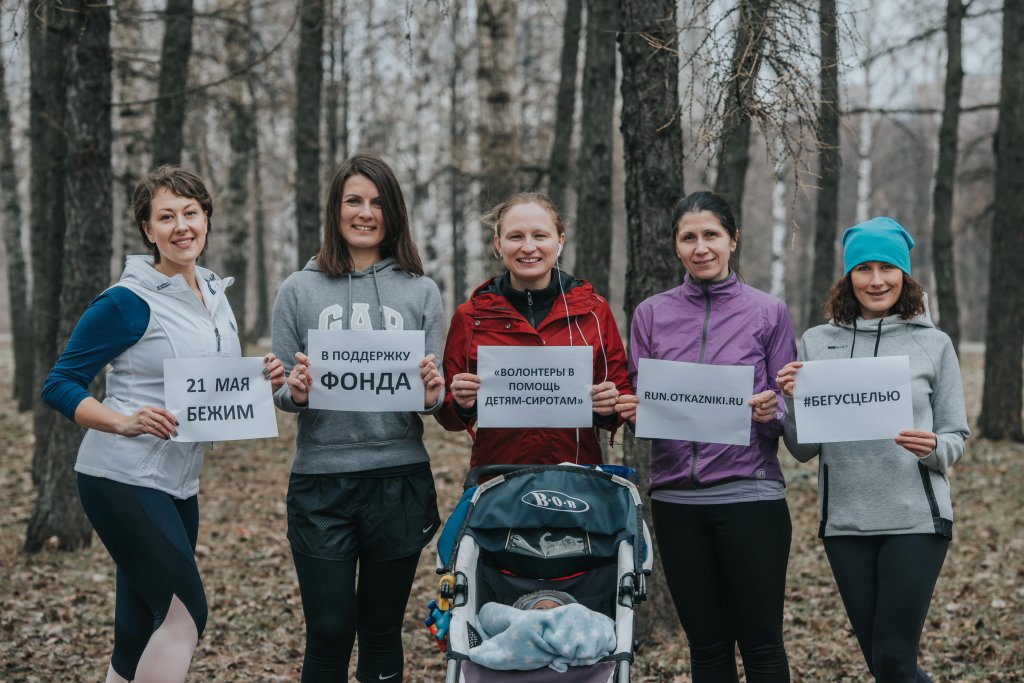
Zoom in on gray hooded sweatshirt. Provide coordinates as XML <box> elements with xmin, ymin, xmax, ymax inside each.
<box><xmin>272</xmin><ymin>256</ymin><xmax>445</xmax><ymax>474</ymax></box>
<box><xmin>783</xmin><ymin>312</ymin><xmax>968</xmax><ymax>538</ymax></box>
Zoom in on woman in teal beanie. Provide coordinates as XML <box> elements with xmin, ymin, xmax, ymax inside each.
<box><xmin>776</xmin><ymin>217</ymin><xmax>969</xmax><ymax>682</ymax></box>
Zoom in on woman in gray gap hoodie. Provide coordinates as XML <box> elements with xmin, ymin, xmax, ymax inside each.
<box><xmin>272</xmin><ymin>154</ymin><xmax>445</xmax><ymax>683</ymax></box>
<box><xmin>777</xmin><ymin>217</ymin><xmax>968</xmax><ymax>683</ymax></box>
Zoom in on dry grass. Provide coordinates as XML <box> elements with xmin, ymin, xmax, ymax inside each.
<box><xmin>1</xmin><ymin>349</ymin><xmax>1021</xmax><ymax>681</ymax></box>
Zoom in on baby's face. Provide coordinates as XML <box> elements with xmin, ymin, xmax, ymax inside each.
<box><xmin>531</xmin><ymin>599</ymin><xmax>562</xmax><ymax>610</ymax></box>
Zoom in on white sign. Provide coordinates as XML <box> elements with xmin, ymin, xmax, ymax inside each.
<box><xmin>164</xmin><ymin>357</ymin><xmax>278</xmax><ymax>442</ymax></box>
<box><xmin>477</xmin><ymin>346</ymin><xmax>592</xmax><ymax>428</ymax></box>
<box><xmin>793</xmin><ymin>355</ymin><xmax>914</xmax><ymax>443</ymax></box>
<box><xmin>635</xmin><ymin>358</ymin><xmax>754</xmax><ymax>445</ymax></box>
<box><xmin>307</xmin><ymin>329</ymin><xmax>425</xmax><ymax>412</ymax></box>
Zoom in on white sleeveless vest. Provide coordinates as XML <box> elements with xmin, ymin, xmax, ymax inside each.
<box><xmin>75</xmin><ymin>256</ymin><xmax>242</xmax><ymax>499</ymax></box>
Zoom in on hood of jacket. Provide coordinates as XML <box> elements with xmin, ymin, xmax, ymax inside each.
<box><xmin>121</xmin><ymin>254</ymin><xmax>233</xmax><ymax>310</ymax></box>
<box><xmin>831</xmin><ymin>310</ymin><xmax>935</xmax><ymax>358</ymax></box>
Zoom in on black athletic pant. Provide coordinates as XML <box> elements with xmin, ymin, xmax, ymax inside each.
<box><xmin>652</xmin><ymin>498</ymin><xmax>792</xmax><ymax>683</ymax></box>
<box><xmin>291</xmin><ymin>550</ymin><xmax>422</xmax><ymax>683</ymax></box>
<box><xmin>823</xmin><ymin>534</ymin><xmax>949</xmax><ymax>683</ymax></box>
<box><xmin>77</xmin><ymin>473</ymin><xmax>206</xmax><ymax>681</ymax></box>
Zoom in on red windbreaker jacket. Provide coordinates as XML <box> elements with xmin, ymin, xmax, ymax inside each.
<box><xmin>437</xmin><ymin>275</ymin><xmax>632</xmax><ymax>470</ymax></box>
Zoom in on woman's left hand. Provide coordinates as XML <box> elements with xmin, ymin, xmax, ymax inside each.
<box><xmin>895</xmin><ymin>429</ymin><xmax>937</xmax><ymax>457</ymax></box>
<box><xmin>591</xmin><ymin>381</ymin><xmax>619</xmax><ymax>416</ymax></box>
<box><xmin>420</xmin><ymin>354</ymin><xmax>444</xmax><ymax>409</ymax></box>
<box><xmin>263</xmin><ymin>353</ymin><xmax>285</xmax><ymax>391</ymax></box>
<box><xmin>749</xmin><ymin>390</ymin><xmax>778</xmax><ymax>424</ymax></box>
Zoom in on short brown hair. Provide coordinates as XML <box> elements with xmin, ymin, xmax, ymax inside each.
<box><xmin>132</xmin><ymin>165</ymin><xmax>213</xmax><ymax>263</ymax></box>
<box><xmin>318</xmin><ymin>153</ymin><xmax>423</xmax><ymax>277</ymax></box>
<box><xmin>823</xmin><ymin>272</ymin><xmax>926</xmax><ymax>324</ymax></box>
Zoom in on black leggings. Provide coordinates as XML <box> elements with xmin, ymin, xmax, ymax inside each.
<box><xmin>823</xmin><ymin>534</ymin><xmax>949</xmax><ymax>683</ymax></box>
<box><xmin>652</xmin><ymin>498</ymin><xmax>792</xmax><ymax>683</ymax></box>
<box><xmin>77</xmin><ymin>473</ymin><xmax>206</xmax><ymax>680</ymax></box>
<box><xmin>291</xmin><ymin>550</ymin><xmax>422</xmax><ymax>683</ymax></box>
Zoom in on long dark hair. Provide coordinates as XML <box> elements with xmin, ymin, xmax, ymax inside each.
<box><xmin>318</xmin><ymin>152</ymin><xmax>424</xmax><ymax>276</ymax></box>
<box><xmin>824</xmin><ymin>273</ymin><xmax>926</xmax><ymax>324</ymax></box>
<box><xmin>132</xmin><ymin>165</ymin><xmax>213</xmax><ymax>264</ymax></box>
<box><xmin>669</xmin><ymin>191</ymin><xmax>742</xmax><ymax>279</ymax></box>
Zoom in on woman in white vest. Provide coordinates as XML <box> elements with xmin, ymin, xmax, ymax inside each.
<box><xmin>42</xmin><ymin>165</ymin><xmax>284</xmax><ymax>683</ymax></box>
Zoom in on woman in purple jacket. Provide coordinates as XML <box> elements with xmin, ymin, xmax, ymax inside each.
<box><xmin>616</xmin><ymin>191</ymin><xmax>797</xmax><ymax>682</ymax></box>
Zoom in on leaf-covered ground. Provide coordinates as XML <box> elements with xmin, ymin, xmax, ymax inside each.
<box><xmin>1</xmin><ymin>349</ymin><xmax>1021</xmax><ymax>681</ymax></box>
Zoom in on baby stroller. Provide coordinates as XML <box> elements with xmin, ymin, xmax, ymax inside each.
<box><xmin>432</xmin><ymin>463</ymin><xmax>654</xmax><ymax>683</ymax></box>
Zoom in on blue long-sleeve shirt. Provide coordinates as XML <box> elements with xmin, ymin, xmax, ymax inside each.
<box><xmin>42</xmin><ymin>288</ymin><xmax>150</xmax><ymax>421</ymax></box>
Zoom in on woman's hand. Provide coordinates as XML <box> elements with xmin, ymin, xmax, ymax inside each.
<box><xmin>895</xmin><ymin>429</ymin><xmax>937</xmax><ymax>458</ymax></box>
<box><xmin>749</xmin><ymin>390</ymin><xmax>778</xmax><ymax>424</ymax></box>
<box><xmin>775</xmin><ymin>361</ymin><xmax>803</xmax><ymax>398</ymax></box>
<box><xmin>591</xmin><ymin>381</ymin><xmax>620</xmax><ymax>416</ymax></box>
<box><xmin>288</xmin><ymin>351</ymin><xmax>313</xmax><ymax>404</ymax></box>
<box><xmin>118</xmin><ymin>405</ymin><xmax>178</xmax><ymax>440</ymax></box>
<box><xmin>420</xmin><ymin>354</ymin><xmax>444</xmax><ymax>408</ymax></box>
<box><xmin>263</xmin><ymin>352</ymin><xmax>286</xmax><ymax>391</ymax></box>
<box><xmin>451</xmin><ymin>372</ymin><xmax>481</xmax><ymax>409</ymax></box>
<box><xmin>614</xmin><ymin>394</ymin><xmax>638</xmax><ymax>424</ymax></box>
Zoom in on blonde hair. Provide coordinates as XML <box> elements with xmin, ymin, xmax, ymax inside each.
<box><xmin>483</xmin><ymin>192</ymin><xmax>566</xmax><ymax>239</ymax></box>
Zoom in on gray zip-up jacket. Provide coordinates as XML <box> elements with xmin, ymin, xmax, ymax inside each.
<box><xmin>783</xmin><ymin>312</ymin><xmax>969</xmax><ymax>538</ymax></box>
<box><xmin>272</xmin><ymin>257</ymin><xmax>445</xmax><ymax>474</ymax></box>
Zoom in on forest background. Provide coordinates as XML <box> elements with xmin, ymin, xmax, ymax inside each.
<box><xmin>0</xmin><ymin>0</ymin><xmax>1022</xmax><ymax>680</ymax></box>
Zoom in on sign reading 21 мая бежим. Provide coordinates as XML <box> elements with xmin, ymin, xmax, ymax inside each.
<box><xmin>164</xmin><ymin>357</ymin><xmax>278</xmax><ymax>442</ymax></box>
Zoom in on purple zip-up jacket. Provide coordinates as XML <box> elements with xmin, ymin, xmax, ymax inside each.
<box><xmin>629</xmin><ymin>272</ymin><xmax>797</xmax><ymax>492</ymax></box>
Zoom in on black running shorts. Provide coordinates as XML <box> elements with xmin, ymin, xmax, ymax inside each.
<box><xmin>286</xmin><ymin>463</ymin><xmax>441</xmax><ymax>562</ymax></box>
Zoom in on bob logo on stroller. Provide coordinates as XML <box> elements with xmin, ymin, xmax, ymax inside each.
<box><xmin>521</xmin><ymin>490</ymin><xmax>590</xmax><ymax>512</ymax></box>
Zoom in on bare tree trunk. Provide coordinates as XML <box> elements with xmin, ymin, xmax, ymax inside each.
<box><xmin>931</xmin><ymin>0</ymin><xmax>964</xmax><ymax>351</ymax></box>
<box><xmin>325</xmin><ymin>0</ymin><xmax>339</xmax><ymax>175</ymax></box>
<box><xmin>247</xmin><ymin>135</ymin><xmax>270</xmax><ymax>342</ymax></box>
<box><xmin>29</xmin><ymin>0</ymin><xmax>70</xmax><ymax>488</ymax></box>
<box><xmin>450</xmin><ymin>2</ymin><xmax>467</xmax><ymax>304</ymax></box>
<box><xmin>574</xmin><ymin>0</ymin><xmax>618</xmax><ymax>293</ymax></box>
<box><xmin>223</xmin><ymin>0</ymin><xmax>256</xmax><ymax>342</ymax></box>
<box><xmin>295</xmin><ymin>0</ymin><xmax>325</xmax><ymax>269</ymax></box>
<box><xmin>978</xmin><ymin>0</ymin><xmax>1024</xmax><ymax>441</ymax></box>
<box><xmin>0</xmin><ymin>56</ymin><xmax>34</xmax><ymax>411</ymax></box>
<box><xmin>770</xmin><ymin>148</ymin><xmax>787</xmax><ymax>299</ymax></box>
<box><xmin>714</xmin><ymin>0</ymin><xmax>772</xmax><ymax>271</ymax></box>
<box><xmin>618</xmin><ymin>0</ymin><xmax>685</xmax><ymax>642</ymax></box>
<box><xmin>546</xmin><ymin>0</ymin><xmax>582</xmax><ymax>213</ymax></box>
<box><xmin>151</xmin><ymin>0</ymin><xmax>194</xmax><ymax>167</ymax></box>
<box><xmin>477</xmin><ymin>0</ymin><xmax>520</xmax><ymax>276</ymax></box>
<box><xmin>806</xmin><ymin>0</ymin><xmax>841</xmax><ymax>330</ymax></box>
<box><xmin>338</xmin><ymin>0</ymin><xmax>349</xmax><ymax>162</ymax></box>
<box><xmin>26</xmin><ymin>0</ymin><xmax>113</xmax><ymax>552</ymax></box>
<box><xmin>112</xmin><ymin>0</ymin><xmax>149</xmax><ymax>269</ymax></box>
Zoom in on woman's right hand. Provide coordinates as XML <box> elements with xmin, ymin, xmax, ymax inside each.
<box><xmin>288</xmin><ymin>351</ymin><xmax>313</xmax><ymax>405</ymax></box>
<box><xmin>776</xmin><ymin>361</ymin><xmax>803</xmax><ymax>398</ymax></box>
<box><xmin>119</xmin><ymin>405</ymin><xmax>178</xmax><ymax>440</ymax></box>
<box><xmin>614</xmin><ymin>394</ymin><xmax>638</xmax><ymax>424</ymax></box>
<box><xmin>451</xmin><ymin>372</ymin><xmax>481</xmax><ymax>409</ymax></box>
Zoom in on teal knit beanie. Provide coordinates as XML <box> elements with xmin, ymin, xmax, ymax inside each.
<box><xmin>841</xmin><ymin>217</ymin><xmax>915</xmax><ymax>275</ymax></box>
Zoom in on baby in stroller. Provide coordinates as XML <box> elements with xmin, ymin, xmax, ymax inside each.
<box><xmin>469</xmin><ymin>590</ymin><xmax>617</xmax><ymax>672</ymax></box>
<box><xmin>434</xmin><ymin>464</ymin><xmax>653</xmax><ymax>683</ymax></box>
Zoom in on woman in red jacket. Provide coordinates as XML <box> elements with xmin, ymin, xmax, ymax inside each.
<box><xmin>436</xmin><ymin>192</ymin><xmax>631</xmax><ymax>469</ymax></box>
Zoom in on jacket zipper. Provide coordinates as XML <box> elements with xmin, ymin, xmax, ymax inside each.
<box><xmin>526</xmin><ymin>290</ymin><xmax>536</xmax><ymax>328</ymax></box>
<box><xmin>690</xmin><ymin>282</ymin><xmax>713</xmax><ymax>487</ymax></box>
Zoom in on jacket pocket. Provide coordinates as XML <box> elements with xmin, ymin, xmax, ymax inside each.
<box><xmin>134</xmin><ymin>437</ymin><xmax>165</xmax><ymax>477</ymax></box>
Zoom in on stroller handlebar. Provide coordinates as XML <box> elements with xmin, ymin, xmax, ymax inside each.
<box><xmin>463</xmin><ymin>463</ymin><xmax>638</xmax><ymax>489</ymax></box>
